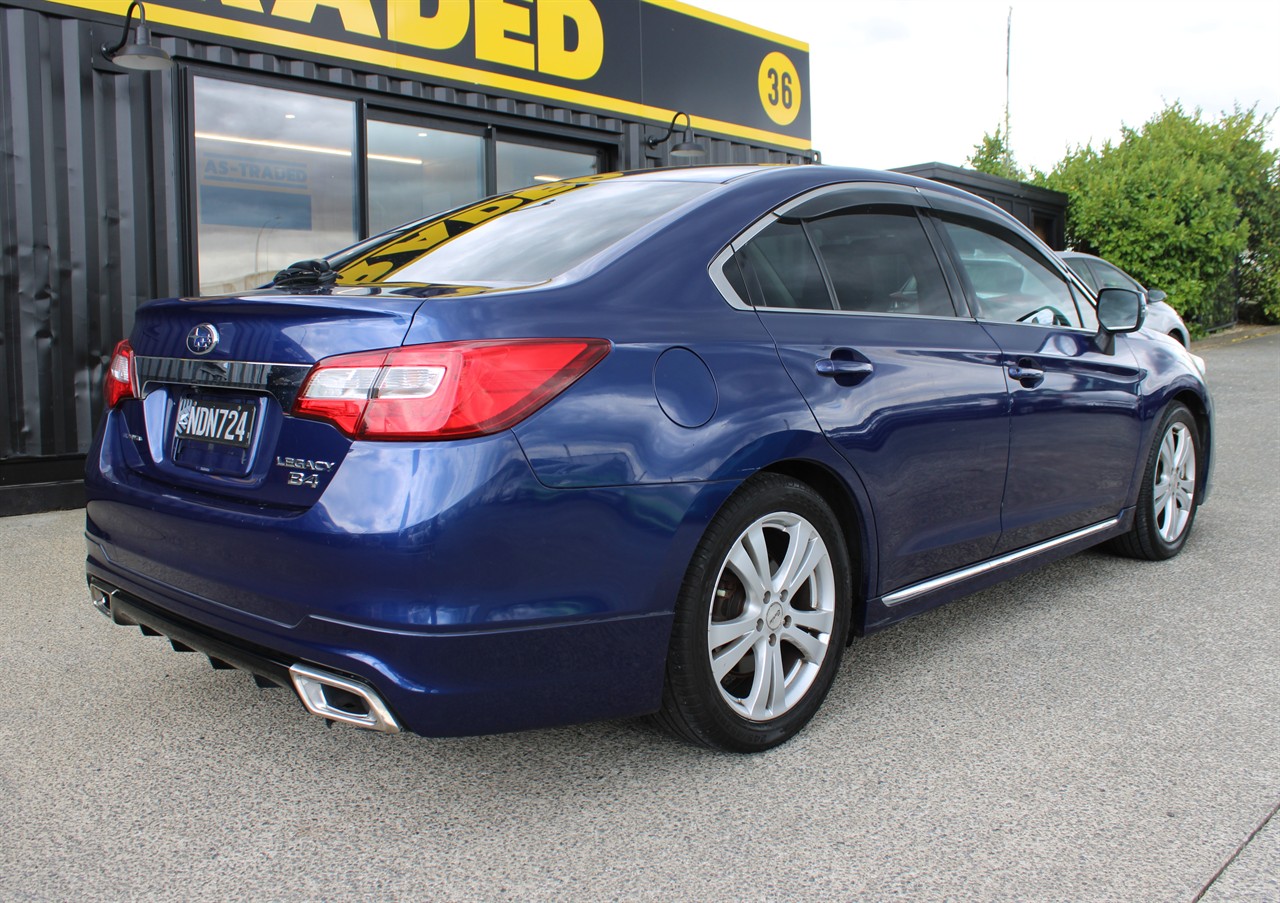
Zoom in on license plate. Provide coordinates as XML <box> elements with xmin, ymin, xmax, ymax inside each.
<box><xmin>175</xmin><ymin>396</ymin><xmax>256</xmax><ymax>449</ymax></box>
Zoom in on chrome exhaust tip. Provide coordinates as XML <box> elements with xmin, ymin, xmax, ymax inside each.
<box><xmin>88</xmin><ymin>579</ymin><xmax>115</xmax><ymax>618</ymax></box>
<box><xmin>288</xmin><ymin>663</ymin><xmax>401</xmax><ymax>734</ymax></box>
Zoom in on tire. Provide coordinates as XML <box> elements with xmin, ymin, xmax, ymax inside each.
<box><xmin>1110</xmin><ymin>402</ymin><xmax>1200</xmax><ymax>560</ymax></box>
<box><xmin>655</xmin><ymin>474</ymin><xmax>852</xmax><ymax>752</ymax></box>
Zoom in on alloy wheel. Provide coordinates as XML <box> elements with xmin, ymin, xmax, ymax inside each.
<box><xmin>706</xmin><ymin>512</ymin><xmax>837</xmax><ymax>722</ymax></box>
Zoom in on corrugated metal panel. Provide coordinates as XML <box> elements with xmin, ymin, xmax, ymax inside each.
<box><xmin>1</xmin><ymin>5</ymin><xmax>179</xmax><ymax>461</ymax></box>
<box><xmin>0</xmin><ymin>3</ymin><xmax>808</xmax><ymax>480</ymax></box>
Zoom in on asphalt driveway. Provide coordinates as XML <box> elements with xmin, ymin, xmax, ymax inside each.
<box><xmin>1</xmin><ymin>330</ymin><xmax>1276</xmax><ymax>901</ymax></box>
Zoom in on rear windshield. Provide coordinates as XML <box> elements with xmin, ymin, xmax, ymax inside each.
<box><xmin>334</xmin><ymin>178</ymin><xmax>715</xmax><ymax>286</ymax></box>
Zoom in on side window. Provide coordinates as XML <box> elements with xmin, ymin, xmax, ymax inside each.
<box><xmin>736</xmin><ymin>220</ymin><xmax>833</xmax><ymax>310</ymax></box>
<box><xmin>1091</xmin><ymin>259</ymin><xmax>1143</xmax><ymax>291</ymax></box>
<box><xmin>1059</xmin><ymin>258</ymin><xmax>1100</xmax><ymax>330</ymax></box>
<box><xmin>1071</xmin><ymin>283</ymin><xmax>1099</xmax><ymax>332</ymax></box>
<box><xmin>940</xmin><ymin>218</ymin><xmax>1084</xmax><ymax>328</ymax></box>
<box><xmin>1064</xmin><ymin>257</ymin><xmax>1098</xmax><ymax>292</ymax></box>
<box><xmin>807</xmin><ymin>206</ymin><xmax>955</xmax><ymax>316</ymax></box>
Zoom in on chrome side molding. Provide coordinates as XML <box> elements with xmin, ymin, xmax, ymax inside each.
<box><xmin>882</xmin><ymin>518</ymin><xmax>1121</xmax><ymax>607</ymax></box>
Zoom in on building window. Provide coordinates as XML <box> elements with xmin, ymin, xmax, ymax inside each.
<box><xmin>496</xmin><ymin>140</ymin><xmax>599</xmax><ymax>193</ymax></box>
<box><xmin>366</xmin><ymin>120</ymin><xmax>485</xmax><ymax>235</ymax></box>
<box><xmin>189</xmin><ymin>75</ymin><xmax>609</xmax><ymax>293</ymax></box>
<box><xmin>193</xmin><ymin>77</ymin><xmax>358</xmax><ymax>294</ymax></box>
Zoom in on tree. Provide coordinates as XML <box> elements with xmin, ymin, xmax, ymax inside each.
<box><xmin>1040</xmin><ymin>103</ymin><xmax>1280</xmax><ymax>326</ymax></box>
<box><xmin>966</xmin><ymin>125</ymin><xmax>1026</xmax><ymax>182</ymax></box>
<box><xmin>1216</xmin><ymin>107</ymin><xmax>1280</xmax><ymax>322</ymax></box>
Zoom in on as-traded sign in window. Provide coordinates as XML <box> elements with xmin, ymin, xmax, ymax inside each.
<box><xmin>192</xmin><ymin>78</ymin><xmax>359</xmax><ymax>294</ymax></box>
<box><xmin>43</xmin><ymin>0</ymin><xmax>811</xmax><ymax>151</ymax></box>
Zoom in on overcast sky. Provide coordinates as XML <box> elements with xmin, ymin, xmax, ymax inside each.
<box><xmin>693</xmin><ymin>0</ymin><xmax>1280</xmax><ymax>172</ymax></box>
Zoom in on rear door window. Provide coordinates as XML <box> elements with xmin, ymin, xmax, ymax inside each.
<box><xmin>807</xmin><ymin>207</ymin><xmax>956</xmax><ymax>317</ymax></box>
<box><xmin>735</xmin><ymin>221</ymin><xmax>833</xmax><ymax>310</ymax></box>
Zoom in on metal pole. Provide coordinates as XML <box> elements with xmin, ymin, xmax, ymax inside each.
<box><xmin>1004</xmin><ymin>7</ymin><xmax>1012</xmax><ymax>168</ymax></box>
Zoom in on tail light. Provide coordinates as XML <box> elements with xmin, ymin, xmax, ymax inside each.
<box><xmin>293</xmin><ymin>338</ymin><xmax>610</xmax><ymax>440</ymax></box>
<box><xmin>104</xmin><ymin>340</ymin><xmax>137</xmax><ymax>408</ymax></box>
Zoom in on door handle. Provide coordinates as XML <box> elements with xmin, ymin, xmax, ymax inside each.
<box><xmin>816</xmin><ymin>359</ymin><xmax>873</xmax><ymax>377</ymax></box>
<box><xmin>1008</xmin><ymin>362</ymin><xmax>1045</xmax><ymax>385</ymax></box>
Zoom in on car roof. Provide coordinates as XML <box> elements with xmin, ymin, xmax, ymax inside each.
<box><xmin>324</xmin><ymin>165</ymin><xmax>1036</xmax><ymax>291</ymax></box>
<box><xmin>564</xmin><ymin>163</ymin><xmax>979</xmax><ymax>195</ymax></box>
<box><xmin>559</xmin><ymin>164</ymin><xmax>1008</xmax><ymax>219</ymax></box>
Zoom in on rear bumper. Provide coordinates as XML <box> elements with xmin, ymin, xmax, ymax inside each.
<box><xmin>88</xmin><ymin>575</ymin><xmax>297</xmax><ymax>691</ymax></box>
<box><xmin>85</xmin><ymin>566</ymin><xmax>672</xmax><ymax>736</ymax></box>
<box><xmin>84</xmin><ymin>430</ymin><xmax>734</xmax><ymax>736</ymax></box>
<box><xmin>89</xmin><ymin>575</ymin><xmax>397</xmax><ymax>733</ymax></box>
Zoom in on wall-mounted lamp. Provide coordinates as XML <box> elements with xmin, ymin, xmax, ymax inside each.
<box><xmin>100</xmin><ymin>1</ymin><xmax>173</xmax><ymax>72</ymax></box>
<box><xmin>645</xmin><ymin>111</ymin><xmax>706</xmax><ymax>160</ymax></box>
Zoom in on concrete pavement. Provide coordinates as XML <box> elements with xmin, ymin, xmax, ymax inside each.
<box><xmin>0</xmin><ymin>332</ymin><xmax>1276</xmax><ymax>901</ymax></box>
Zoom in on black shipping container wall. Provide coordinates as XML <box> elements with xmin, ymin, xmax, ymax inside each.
<box><xmin>0</xmin><ymin>2</ymin><xmax>809</xmax><ymax>515</ymax></box>
<box><xmin>1</xmin><ymin>5</ymin><xmax>180</xmax><ymax>511</ymax></box>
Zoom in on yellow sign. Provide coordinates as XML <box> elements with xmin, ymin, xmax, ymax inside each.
<box><xmin>42</xmin><ymin>0</ymin><xmax>812</xmax><ymax>151</ymax></box>
<box><xmin>757</xmin><ymin>51</ymin><xmax>801</xmax><ymax>127</ymax></box>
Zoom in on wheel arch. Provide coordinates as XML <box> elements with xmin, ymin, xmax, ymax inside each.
<box><xmin>1171</xmin><ymin>388</ymin><xmax>1212</xmax><ymax>501</ymax></box>
<box><xmin>758</xmin><ymin>457</ymin><xmax>874</xmax><ymax>640</ymax></box>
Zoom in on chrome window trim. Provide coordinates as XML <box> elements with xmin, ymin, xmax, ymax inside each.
<box><xmin>881</xmin><ymin>517</ymin><xmax>1121</xmax><ymax>606</ymax></box>
<box><xmin>758</xmin><ymin>307</ymin><xmax>975</xmax><ymax>323</ymax></box>
<box><xmin>1062</xmin><ymin>266</ymin><xmax>1099</xmax><ymax>300</ymax></box>
<box><xmin>730</xmin><ymin>212</ymin><xmax>781</xmax><ymax>252</ymax></box>
<box><xmin>708</xmin><ymin>245</ymin><xmax>753</xmax><ymax>311</ymax></box>
<box><xmin>708</xmin><ymin>212</ymin><xmax>781</xmax><ymax>310</ymax></box>
<box><xmin>971</xmin><ymin>316</ymin><xmax>1098</xmax><ymax>335</ymax></box>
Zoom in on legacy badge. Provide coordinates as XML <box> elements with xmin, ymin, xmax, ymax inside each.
<box><xmin>276</xmin><ymin>455</ymin><xmax>335</xmax><ymax>490</ymax></box>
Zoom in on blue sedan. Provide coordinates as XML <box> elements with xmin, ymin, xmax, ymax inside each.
<box><xmin>86</xmin><ymin>165</ymin><xmax>1213</xmax><ymax>751</ymax></box>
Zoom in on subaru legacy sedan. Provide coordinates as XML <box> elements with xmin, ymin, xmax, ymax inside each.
<box><xmin>86</xmin><ymin>165</ymin><xmax>1212</xmax><ymax>752</ymax></box>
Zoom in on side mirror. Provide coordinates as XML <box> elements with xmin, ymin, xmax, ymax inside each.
<box><xmin>1094</xmin><ymin>287</ymin><xmax>1145</xmax><ymax>354</ymax></box>
<box><xmin>1146</xmin><ymin>288</ymin><xmax>1167</xmax><ymax>304</ymax></box>
<box><xmin>1097</xmin><ymin>287</ymin><xmax>1145</xmax><ymax>332</ymax></box>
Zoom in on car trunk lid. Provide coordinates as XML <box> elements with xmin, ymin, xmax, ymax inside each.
<box><xmin>114</xmin><ymin>288</ymin><xmax>431</xmax><ymax>507</ymax></box>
